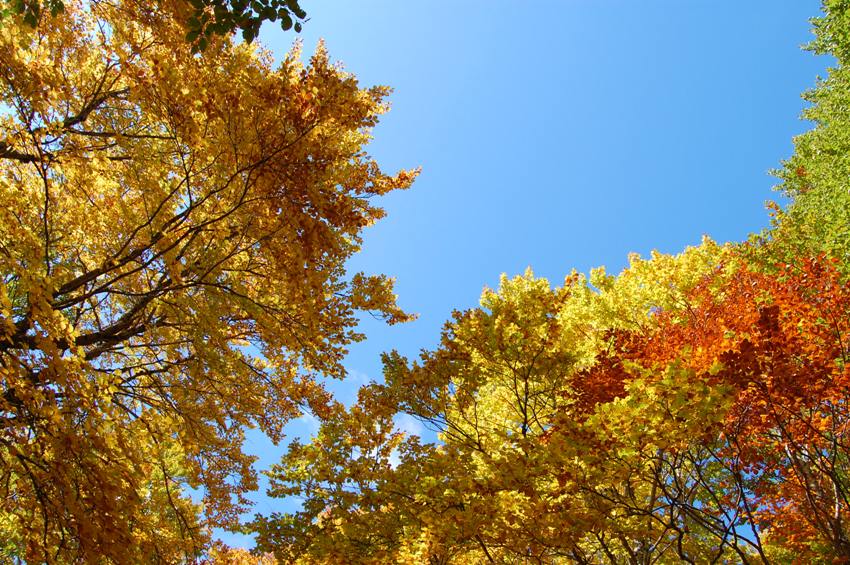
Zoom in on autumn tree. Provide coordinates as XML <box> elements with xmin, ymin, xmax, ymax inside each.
<box><xmin>253</xmin><ymin>240</ymin><xmax>733</xmax><ymax>563</ymax></box>
<box><xmin>0</xmin><ymin>0</ymin><xmax>415</xmax><ymax>561</ymax></box>
<box><xmin>579</xmin><ymin>255</ymin><xmax>850</xmax><ymax>562</ymax></box>
<box><xmin>255</xmin><ymin>250</ymin><xmax>850</xmax><ymax>563</ymax></box>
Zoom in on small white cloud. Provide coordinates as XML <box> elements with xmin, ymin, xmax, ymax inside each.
<box><xmin>393</xmin><ymin>413</ymin><xmax>423</xmax><ymax>438</ymax></box>
<box><xmin>284</xmin><ymin>412</ymin><xmax>320</xmax><ymax>441</ymax></box>
<box><xmin>386</xmin><ymin>414</ymin><xmax>424</xmax><ymax>469</ymax></box>
<box><xmin>325</xmin><ymin>368</ymin><xmax>372</xmax><ymax>408</ymax></box>
<box><xmin>348</xmin><ymin>368</ymin><xmax>371</xmax><ymax>384</ymax></box>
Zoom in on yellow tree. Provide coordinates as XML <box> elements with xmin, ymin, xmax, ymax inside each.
<box><xmin>255</xmin><ymin>240</ymin><xmax>730</xmax><ymax>563</ymax></box>
<box><xmin>0</xmin><ymin>0</ymin><xmax>416</xmax><ymax>561</ymax></box>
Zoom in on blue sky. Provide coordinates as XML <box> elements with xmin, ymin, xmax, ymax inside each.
<box><xmin>224</xmin><ymin>0</ymin><xmax>829</xmax><ymax>547</ymax></box>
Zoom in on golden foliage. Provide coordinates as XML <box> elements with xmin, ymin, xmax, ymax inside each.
<box><xmin>0</xmin><ymin>0</ymin><xmax>415</xmax><ymax>561</ymax></box>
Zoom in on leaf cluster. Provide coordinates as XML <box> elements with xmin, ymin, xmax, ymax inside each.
<box><xmin>1</xmin><ymin>0</ymin><xmax>306</xmax><ymax>50</ymax></box>
<box><xmin>183</xmin><ymin>0</ymin><xmax>307</xmax><ymax>51</ymax></box>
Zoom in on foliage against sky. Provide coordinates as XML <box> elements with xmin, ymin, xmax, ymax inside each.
<box><xmin>1</xmin><ymin>0</ymin><xmax>850</xmax><ymax>563</ymax></box>
<box><xmin>253</xmin><ymin>2</ymin><xmax>850</xmax><ymax>563</ymax></box>
<box><xmin>0</xmin><ymin>0</ymin><xmax>414</xmax><ymax>561</ymax></box>
<box><xmin>761</xmin><ymin>1</ymin><xmax>850</xmax><ymax>271</ymax></box>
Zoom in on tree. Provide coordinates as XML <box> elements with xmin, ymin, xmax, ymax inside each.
<box><xmin>253</xmin><ymin>240</ymin><xmax>732</xmax><ymax>563</ymax></box>
<box><xmin>758</xmin><ymin>0</ymin><xmax>850</xmax><ymax>273</ymax></box>
<box><xmin>0</xmin><ymin>0</ymin><xmax>415</xmax><ymax>561</ymax></box>
<box><xmin>256</xmin><ymin>249</ymin><xmax>850</xmax><ymax>563</ymax></box>
<box><xmin>570</xmin><ymin>252</ymin><xmax>848</xmax><ymax>563</ymax></box>
<box><xmin>583</xmin><ymin>255</ymin><xmax>850</xmax><ymax>561</ymax></box>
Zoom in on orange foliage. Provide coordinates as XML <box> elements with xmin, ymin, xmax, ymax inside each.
<box><xmin>586</xmin><ymin>256</ymin><xmax>850</xmax><ymax>559</ymax></box>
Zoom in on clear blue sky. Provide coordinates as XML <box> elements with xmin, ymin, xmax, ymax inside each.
<box><xmin>224</xmin><ymin>0</ymin><xmax>829</xmax><ymax>547</ymax></box>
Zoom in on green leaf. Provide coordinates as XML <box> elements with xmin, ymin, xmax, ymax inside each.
<box><xmin>286</xmin><ymin>0</ymin><xmax>306</xmax><ymax>19</ymax></box>
<box><xmin>279</xmin><ymin>11</ymin><xmax>292</xmax><ymax>30</ymax></box>
<box><xmin>48</xmin><ymin>0</ymin><xmax>63</xmax><ymax>17</ymax></box>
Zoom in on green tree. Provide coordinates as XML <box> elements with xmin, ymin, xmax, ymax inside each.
<box><xmin>761</xmin><ymin>0</ymin><xmax>850</xmax><ymax>271</ymax></box>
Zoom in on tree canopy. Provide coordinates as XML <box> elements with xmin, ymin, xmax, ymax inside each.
<box><xmin>3</xmin><ymin>0</ymin><xmax>850</xmax><ymax>563</ymax></box>
<box><xmin>251</xmin><ymin>2</ymin><xmax>850</xmax><ymax>563</ymax></box>
<box><xmin>0</xmin><ymin>0</ymin><xmax>414</xmax><ymax>561</ymax></box>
